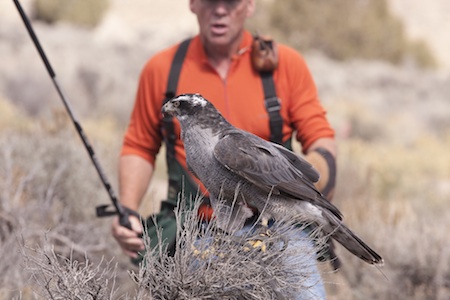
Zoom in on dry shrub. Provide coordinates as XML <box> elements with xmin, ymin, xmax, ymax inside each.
<box><xmin>250</xmin><ymin>0</ymin><xmax>436</xmax><ymax>68</ymax></box>
<box><xmin>34</xmin><ymin>0</ymin><xmax>109</xmax><ymax>28</ymax></box>
<box><xmin>1</xmin><ymin>124</ymin><xmax>108</xmax><ymax>220</ymax></box>
<box><xmin>331</xmin><ymin>137</ymin><xmax>450</xmax><ymax>299</ymax></box>
<box><xmin>135</xmin><ymin>198</ymin><xmax>326</xmax><ymax>299</ymax></box>
<box><xmin>16</xmin><ymin>195</ymin><xmax>327</xmax><ymax>299</ymax></box>
<box><xmin>19</xmin><ymin>241</ymin><xmax>119</xmax><ymax>300</ymax></box>
<box><xmin>0</xmin><ymin>116</ymin><xmax>130</xmax><ymax>299</ymax></box>
<box><xmin>0</xmin><ymin>97</ymin><xmax>32</xmax><ymax>131</ymax></box>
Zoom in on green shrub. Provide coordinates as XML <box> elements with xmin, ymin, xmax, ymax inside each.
<box><xmin>250</xmin><ymin>0</ymin><xmax>436</xmax><ymax>68</ymax></box>
<box><xmin>34</xmin><ymin>0</ymin><xmax>109</xmax><ymax>28</ymax></box>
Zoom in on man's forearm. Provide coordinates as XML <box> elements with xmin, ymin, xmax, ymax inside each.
<box><xmin>119</xmin><ymin>155</ymin><xmax>154</xmax><ymax>211</ymax></box>
<box><xmin>307</xmin><ymin>137</ymin><xmax>337</xmax><ymax>158</ymax></box>
<box><xmin>305</xmin><ymin>137</ymin><xmax>337</xmax><ymax>199</ymax></box>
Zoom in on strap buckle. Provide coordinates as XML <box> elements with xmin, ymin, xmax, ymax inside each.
<box><xmin>265</xmin><ymin>96</ymin><xmax>281</xmax><ymax>113</ymax></box>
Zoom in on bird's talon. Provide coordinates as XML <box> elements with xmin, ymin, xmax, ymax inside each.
<box><xmin>245</xmin><ymin>230</ymin><xmax>273</xmax><ymax>252</ymax></box>
<box><xmin>244</xmin><ymin>239</ymin><xmax>267</xmax><ymax>252</ymax></box>
<box><xmin>263</xmin><ymin>229</ymin><xmax>272</xmax><ymax>237</ymax></box>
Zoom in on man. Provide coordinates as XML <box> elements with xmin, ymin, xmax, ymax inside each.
<box><xmin>112</xmin><ymin>0</ymin><xmax>336</xmax><ymax>298</ymax></box>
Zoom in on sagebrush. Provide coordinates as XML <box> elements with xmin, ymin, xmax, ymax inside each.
<box><xmin>34</xmin><ymin>0</ymin><xmax>109</xmax><ymax>28</ymax></box>
<box><xmin>249</xmin><ymin>0</ymin><xmax>436</xmax><ymax>68</ymax></box>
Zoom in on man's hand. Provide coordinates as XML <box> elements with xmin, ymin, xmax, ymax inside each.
<box><xmin>111</xmin><ymin>215</ymin><xmax>144</xmax><ymax>259</ymax></box>
<box><xmin>114</xmin><ymin>155</ymin><xmax>153</xmax><ymax>258</ymax></box>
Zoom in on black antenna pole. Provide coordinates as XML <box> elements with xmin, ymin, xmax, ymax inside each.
<box><xmin>13</xmin><ymin>0</ymin><xmax>136</xmax><ymax>229</ymax></box>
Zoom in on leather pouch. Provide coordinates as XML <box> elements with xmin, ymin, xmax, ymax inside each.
<box><xmin>251</xmin><ymin>34</ymin><xmax>278</xmax><ymax>72</ymax></box>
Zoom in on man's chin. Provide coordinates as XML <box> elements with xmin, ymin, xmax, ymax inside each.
<box><xmin>207</xmin><ymin>34</ymin><xmax>230</xmax><ymax>45</ymax></box>
<box><xmin>206</xmin><ymin>32</ymin><xmax>242</xmax><ymax>50</ymax></box>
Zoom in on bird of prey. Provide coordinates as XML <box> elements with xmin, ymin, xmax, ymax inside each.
<box><xmin>162</xmin><ymin>93</ymin><xmax>383</xmax><ymax>265</ymax></box>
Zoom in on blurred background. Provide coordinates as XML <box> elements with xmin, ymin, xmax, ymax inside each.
<box><xmin>1</xmin><ymin>0</ymin><xmax>449</xmax><ymax>299</ymax></box>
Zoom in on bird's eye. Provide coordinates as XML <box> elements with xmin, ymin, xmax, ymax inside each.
<box><xmin>173</xmin><ymin>101</ymin><xmax>180</xmax><ymax>108</ymax></box>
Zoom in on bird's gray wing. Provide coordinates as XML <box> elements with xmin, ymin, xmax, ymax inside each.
<box><xmin>214</xmin><ymin>131</ymin><xmax>342</xmax><ymax>219</ymax></box>
<box><xmin>270</xmin><ymin>142</ymin><xmax>320</xmax><ymax>183</ymax></box>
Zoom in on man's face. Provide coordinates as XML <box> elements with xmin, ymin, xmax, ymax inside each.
<box><xmin>190</xmin><ymin>0</ymin><xmax>255</xmax><ymax>48</ymax></box>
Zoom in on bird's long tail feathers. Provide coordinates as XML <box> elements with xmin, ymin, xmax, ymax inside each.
<box><xmin>331</xmin><ymin>222</ymin><xmax>384</xmax><ymax>266</ymax></box>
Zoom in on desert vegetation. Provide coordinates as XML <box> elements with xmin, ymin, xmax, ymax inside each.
<box><xmin>251</xmin><ymin>0</ymin><xmax>437</xmax><ymax>68</ymax></box>
<box><xmin>34</xmin><ymin>0</ymin><xmax>109</xmax><ymax>28</ymax></box>
<box><xmin>1</xmin><ymin>0</ymin><xmax>450</xmax><ymax>299</ymax></box>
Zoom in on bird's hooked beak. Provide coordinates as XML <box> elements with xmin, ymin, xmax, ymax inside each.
<box><xmin>162</xmin><ymin>100</ymin><xmax>178</xmax><ymax>117</ymax></box>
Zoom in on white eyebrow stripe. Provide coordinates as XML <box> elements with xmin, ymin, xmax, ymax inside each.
<box><xmin>191</xmin><ymin>94</ymin><xmax>207</xmax><ymax>107</ymax></box>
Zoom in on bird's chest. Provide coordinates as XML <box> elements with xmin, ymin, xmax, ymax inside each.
<box><xmin>183</xmin><ymin>127</ymin><xmax>221</xmax><ymax>178</ymax></box>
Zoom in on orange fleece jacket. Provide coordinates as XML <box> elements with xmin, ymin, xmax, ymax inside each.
<box><xmin>122</xmin><ymin>31</ymin><xmax>334</xmax><ymax>185</ymax></box>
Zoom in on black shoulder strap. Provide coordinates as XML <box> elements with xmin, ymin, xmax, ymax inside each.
<box><xmin>162</xmin><ymin>38</ymin><xmax>192</xmax><ymax>163</ymax></box>
<box><xmin>164</xmin><ymin>38</ymin><xmax>192</xmax><ymax>101</ymax></box>
<box><xmin>260</xmin><ymin>71</ymin><xmax>283</xmax><ymax>144</ymax></box>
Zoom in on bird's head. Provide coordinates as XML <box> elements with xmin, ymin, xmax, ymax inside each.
<box><xmin>162</xmin><ymin>93</ymin><xmax>215</xmax><ymax>120</ymax></box>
